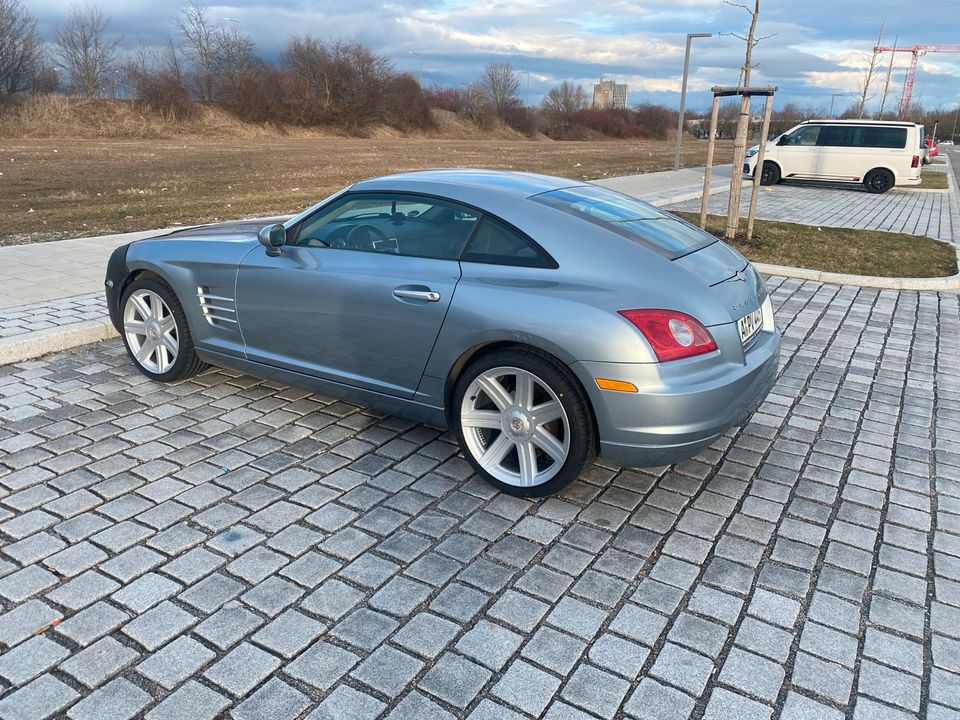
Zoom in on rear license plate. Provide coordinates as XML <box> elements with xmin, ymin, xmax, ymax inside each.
<box><xmin>738</xmin><ymin>306</ymin><xmax>763</xmax><ymax>345</ymax></box>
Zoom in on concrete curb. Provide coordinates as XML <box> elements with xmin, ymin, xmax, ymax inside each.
<box><xmin>0</xmin><ymin>320</ymin><xmax>117</xmax><ymax>366</ymax></box>
<box><xmin>646</xmin><ymin>179</ymin><xmax>752</xmax><ymax>208</ymax></box>
<box><xmin>753</xmin><ymin>262</ymin><xmax>960</xmax><ymax>290</ymax></box>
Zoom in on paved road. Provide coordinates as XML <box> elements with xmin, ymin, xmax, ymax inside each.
<box><xmin>668</xmin><ymin>172</ymin><xmax>958</xmax><ymax>243</ymax></box>
<box><xmin>0</xmin><ymin>278</ymin><xmax>958</xmax><ymax>720</ymax></box>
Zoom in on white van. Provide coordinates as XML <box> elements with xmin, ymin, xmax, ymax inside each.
<box><xmin>744</xmin><ymin>119</ymin><xmax>924</xmax><ymax>194</ymax></box>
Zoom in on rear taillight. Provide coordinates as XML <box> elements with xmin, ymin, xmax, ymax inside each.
<box><xmin>619</xmin><ymin>309</ymin><xmax>718</xmax><ymax>362</ymax></box>
<box><xmin>911</xmin><ymin>155</ymin><xmax>919</xmax><ymax>168</ymax></box>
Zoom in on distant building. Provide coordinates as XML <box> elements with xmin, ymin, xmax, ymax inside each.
<box><xmin>592</xmin><ymin>79</ymin><xmax>628</xmax><ymax>110</ymax></box>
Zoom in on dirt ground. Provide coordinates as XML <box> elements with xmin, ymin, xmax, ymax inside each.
<box><xmin>0</xmin><ymin>137</ymin><xmax>733</xmax><ymax>244</ymax></box>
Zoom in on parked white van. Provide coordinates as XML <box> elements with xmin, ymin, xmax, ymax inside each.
<box><xmin>744</xmin><ymin>119</ymin><xmax>924</xmax><ymax>194</ymax></box>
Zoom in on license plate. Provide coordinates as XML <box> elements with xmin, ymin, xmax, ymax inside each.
<box><xmin>738</xmin><ymin>306</ymin><xmax>763</xmax><ymax>345</ymax></box>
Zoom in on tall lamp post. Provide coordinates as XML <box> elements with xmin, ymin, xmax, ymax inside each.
<box><xmin>952</xmin><ymin>100</ymin><xmax>960</xmax><ymax>143</ymax></box>
<box><xmin>409</xmin><ymin>51</ymin><xmax>422</xmax><ymax>86</ymax></box>
<box><xmin>674</xmin><ymin>32</ymin><xmax>712</xmax><ymax>171</ymax></box>
<box><xmin>829</xmin><ymin>92</ymin><xmax>845</xmax><ymax>118</ymax></box>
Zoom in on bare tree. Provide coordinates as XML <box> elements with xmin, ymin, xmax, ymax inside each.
<box><xmin>540</xmin><ymin>80</ymin><xmax>587</xmax><ymax>121</ymax></box>
<box><xmin>54</xmin><ymin>2</ymin><xmax>119</xmax><ymax>97</ymax></box>
<box><xmin>175</xmin><ymin>1</ymin><xmax>217</xmax><ymax>101</ymax></box>
<box><xmin>877</xmin><ymin>33</ymin><xmax>897</xmax><ymax>119</ymax></box>
<box><xmin>723</xmin><ymin>0</ymin><xmax>773</xmax><ymax>84</ymax></box>
<box><xmin>480</xmin><ymin>62</ymin><xmax>519</xmax><ymax>116</ymax></box>
<box><xmin>856</xmin><ymin>20</ymin><xmax>885</xmax><ymax>118</ymax></box>
<box><xmin>0</xmin><ymin>0</ymin><xmax>42</xmax><ymax>96</ymax></box>
<box><xmin>213</xmin><ymin>24</ymin><xmax>257</xmax><ymax>97</ymax></box>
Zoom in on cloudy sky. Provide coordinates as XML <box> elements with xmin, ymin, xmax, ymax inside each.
<box><xmin>27</xmin><ymin>0</ymin><xmax>960</xmax><ymax>112</ymax></box>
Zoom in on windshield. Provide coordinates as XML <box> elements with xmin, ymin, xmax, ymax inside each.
<box><xmin>532</xmin><ymin>185</ymin><xmax>715</xmax><ymax>259</ymax></box>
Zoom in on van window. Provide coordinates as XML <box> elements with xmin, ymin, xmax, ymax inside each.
<box><xmin>785</xmin><ymin>126</ymin><xmax>821</xmax><ymax>145</ymax></box>
<box><xmin>817</xmin><ymin>125</ymin><xmax>907</xmax><ymax>149</ymax></box>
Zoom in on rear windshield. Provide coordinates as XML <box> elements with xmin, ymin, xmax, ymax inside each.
<box><xmin>532</xmin><ymin>185</ymin><xmax>715</xmax><ymax>258</ymax></box>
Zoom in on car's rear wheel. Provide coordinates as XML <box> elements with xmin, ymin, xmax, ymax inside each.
<box><xmin>759</xmin><ymin>161</ymin><xmax>780</xmax><ymax>186</ymax></box>
<box><xmin>864</xmin><ymin>168</ymin><xmax>894</xmax><ymax>194</ymax></box>
<box><xmin>120</xmin><ymin>276</ymin><xmax>206</xmax><ymax>382</ymax></box>
<box><xmin>452</xmin><ymin>348</ymin><xmax>596</xmax><ymax>497</ymax></box>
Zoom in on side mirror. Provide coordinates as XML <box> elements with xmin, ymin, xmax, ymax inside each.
<box><xmin>777</xmin><ymin>135</ymin><xmax>789</xmax><ymax>146</ymax></box>
<box><xmin>258</xmin><ymin>224</ymin><xmax>286</xmax><ymax>256</ymax></box>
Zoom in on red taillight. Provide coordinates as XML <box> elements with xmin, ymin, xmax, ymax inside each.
<box><xmin>619</xmin><ymin>309</ymin><xmax>718</xmax><ymax>362</ymax></box>
<box><xmin>911</xmin><ymin>155</ymin><xmax>919</xmax><ymax>168</ymax></box>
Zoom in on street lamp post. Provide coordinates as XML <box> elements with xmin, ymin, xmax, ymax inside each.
<box><xmin>952</xmin><ymin>102</ymin><xmax>960</xmax><ymax>143</ymax></box>
<box><xmin>409</xmin><ymin>51</ymin><xmax>422</xmax><ymax>86</ymax></box>
<box><xmin>829</xmin><ymin>92</ymin><xmax>845</xmax><ymax>118</ymax></box>
<box><xmin>674</xmin><ymin>32</ymin><xmax>712</xmax><ymax>171</ymax></box>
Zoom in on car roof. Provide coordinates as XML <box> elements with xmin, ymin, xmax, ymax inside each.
<box><xmin>798</xmin><ymin>119</ymin><xmax>919</xmax><ymax>127</ymax></box>
<box><xmin>351</xmin><ymin>169</ymin><xmax>584</xmax><ymax>200</ymax></box>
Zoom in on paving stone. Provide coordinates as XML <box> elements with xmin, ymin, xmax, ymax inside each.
<box><xmin>306</xmin><ymin>685</ymin><xmax>385</xmax><ymax>720</ymax></box>
<box><xmin>231</xmin><ymin>678</ymin><xmax>310</xmax><ymax>720</ymax></box>
<box><xmin>203</xmin><ymin>642</ymin><xmax>282</xmax><ymax>697</ymax></box>
<box><xmin>719</xmin><ymin>647</ymin><xmax>786</xmax><ymax>702</ymax></box>
<box><xmin>386</xmin><ymin>691</ymin><xmax>455</xmax><ymax>720</ymax></box>
<box><xmin>0</xmin><ymin>600</ymin><xmax>61</xmax><ymax>650</ymax></box>
<box><xmin>420</xmin><ymin>653</ymin><xmax>492</xmax><ymax>709</ymax></box>
<box><xmin>286</xmin><ymin>640</ymin><xmax>360</xmax><ymax>691</ymax></box>
<box><xmin>522</xmin><ymin>626</ymin><xmax>587</xmax><ymax>675</ymax></box>
<box><xmin>561</xmin><ymin>663</ymin><xmax>630</xmax><ymax>719</ymax></box>
<box><xmin>0</xmin><ymin>636</ymin><xmax>69</xmax><ymax>687</ymax></box>
<box><xmin>702</xmin><ymin>688</ymin><xmax>772</xmax><ymax>720</ymax></box>
<box><xmin>144</xmin><ymin>681</ymin><xmax>230</xmax><ymax>720</ymax></box>
<box><xmin>136</xmin><ymin>636</ymin><xmax>216</xmax><ymax>690</ymax></box>
<box><xmin>55</xmin><ymin>601</ymin><xmax>129</xmax><ymax>647</ymax></box>
<box><xmin>66</xmin><ymin>678</ymin><xmax>150</xmax><ymax>720</ymax></box>
<box><xmin>59</xmin><ymin>636</ymin><xmax>138</xmax><ymax>689</ymax></box>
<box><xmin>251</xmin><ymin>609</ymin><xmax>326</xmax><ymax>659</ymax></box>
<box><xmin>492</xmin><ymin>659</ymin><xmax>561</xmax><ymax>716</ymax></box>
<box><xmin>351</xmin><ymin>644</ymin><xmax>424</xmax><ymax>698</ymax></box>
<box><xmin>0</xmin><ymin>674</ymin><xmax>79</xmax><ymax>720</ymax></box>
<box><xmin>650</xmin><ymin>642</ymin><xmax>715</xmax><ymax>695</ymax></box>
<box><xmin>121</xmin><ymin>600</ymin><xmax>197</xmax><ymax>651</ymax></box>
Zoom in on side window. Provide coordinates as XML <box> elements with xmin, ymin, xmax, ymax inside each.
<box><xmin>461</xmin><ymin>217</ymin><xmax>553</xmax><ymax>268</ymax></box>
<box><xmin>788</xmin><ymin>126</ymin><xmax>821</xmax><ymax>146</ymax></box>
<box><xmin>292</xmin><ymin>193</ymin><xmax>479</xmax><ymax>260</ymax></box>
<box><xmin>817</xmin><ymin>126</ymin><xmax>848</xmax><ymax>146</ymax></box>
<box><xmin>863</xmin><ymin>127</ymin><xmax>907</xmax><ymax>148</ymax></box>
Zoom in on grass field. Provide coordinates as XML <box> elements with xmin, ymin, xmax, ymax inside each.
<box><xmin>0</xmin><ymin>137</ymin><xmax>734</xmax><ymax>244</ymax></box>
<box><xmin>675</xmin><ymin>212</ymin><xmax>958</xmax><ymax>278</ymax></box>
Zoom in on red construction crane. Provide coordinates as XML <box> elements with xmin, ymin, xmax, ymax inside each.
<box><xmin>873</xmin><ymin>44</ymin><xmax>960</xmax><ymax>120</ymax></box>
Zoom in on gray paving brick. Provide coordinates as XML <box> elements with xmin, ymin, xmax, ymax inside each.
<box><xmin>492</xmin><ymin>659</ymin><xmax>561</xmax><ymax>716</ymax></box>
<box><xmin>0</xmin><ymin>674</ymin><xmax>79</xmax><ymax>720</ymax></box>
<box><xmin>351</xmin><ymin>645</ymin><xmax>424</xmax><ymax>698</ymax></box>
<box><xmin>0</xmin><ymin>600</ymin><xmax>62</xmax><ymax>650</ymax></box>
<box><xmin>54</xmin><ymin>601</ymin><xmax>129</xmax><ymax>647</ymax></box>
<box><xmin>561</xmin><ymin>663</ymin><xmax>630</xmax><ymax>719</ymax></box>
<box><xmin>193</xmin><ymin>603</ymin><xmax>263</xmax><ymax>651</ymax></box>
<box><xmin>121</xmin><ymin>600</ymin><xmax>197</xmax><ymax>651</ymax></box>
<box><xmin>231</xmin><ymin>678</ymin><xmax>310</xmax><ymax>720</ymax></box>
<box><xmin>59</xmin><ymin>636</ymin><xmax>138</xmax><ymax>689</ymax></box>
<box><xmin>420</xmin><ymin>652</ymin><xmax>492</xmax><ymax>709</ymax></box>
<box><xmin>144</xmin><ymin>681</ymin><xmax>230</xmax><ymax>720</ymax></box>
<box><xmin>66</xmin><ymin>678</ymin><xmax>150</xmax><ymax>720</ymax></box>
<box><xmin>203</xmin><ymin>642</ymin><xmax>281</xmax><ymax>697</ymax></box>
<box><xmin>624</xmin><ymin>677</ymin><xmax>695</xmax><ymax>719</ymax></box>
<box><xmin>251</xmin><ymin>609</ymin><xmax>326</xmax><ymax>659</ymax></box>
<box><xmin>650</xmin><ymin>642</ymin><xmax>715</xmax><ymax>695</ymax></box>
<box><xmin>0</xmin><ymin>636</ymin><xmax>69</xmax><ymax>687</ymax></box>
<box><xmin>719</xmin><ymin>647</ymin><xmax>786</xmax><ymax>702</ymax></box>
<box><xmin>286</xmin><ymin>640</ymin><xmax>360</xmax><ymax>691</ymax></box>
<box><xmin>306</xmin><ymin>685</ymin><xmax>385</xmax><ymax>720</ymax></box>
<box><xmin>702</xmin><ymin>688</ymin><xmax>772</xmax><ymax>720</ymax></box>
<box><xmin>135</xmin><ymin>636</ymin><xmax>216</xmax><ymax>690</ymax></box>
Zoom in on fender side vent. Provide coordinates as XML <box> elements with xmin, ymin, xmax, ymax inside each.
<box><xmin>197</xmin><ymin>286</ymin><xmax>237</xmax><ymax>327</ymax></box>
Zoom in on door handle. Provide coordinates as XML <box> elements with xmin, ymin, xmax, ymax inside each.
<box><xmin>393</xmin><ymin>288</ymin><xmax>441</xmax><ymax>302</ymax></box>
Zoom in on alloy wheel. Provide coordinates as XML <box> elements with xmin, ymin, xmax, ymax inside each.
<box><xmin>459</xmin><ymin>366</ymin><xmax>571</xmax><ymax>487</ymax></box>
<box><xmin>123</xmin><ymin>289</ymin><xmax>179</xmax><ymax>374</ymax></box>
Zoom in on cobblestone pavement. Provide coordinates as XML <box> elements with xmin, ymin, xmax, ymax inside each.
<box><xmin>668</xmin><ymin>179</ymin><xmax>958</xmax><ymax>242</ymax></box>
<box><xmin>0</xmin><ymin>294</ymin><xmax>106</xmax><ymax>342</ymax></box>
<box><xmin>0</xmin><ymin>278</ymin><xmax>958</xmax><ymax>720</ymax></box>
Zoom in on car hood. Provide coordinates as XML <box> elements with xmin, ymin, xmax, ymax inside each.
<box><xmin>154</xmin><ymin>217</ymin><xmax>290</xmax><ymax>240</ymax></box>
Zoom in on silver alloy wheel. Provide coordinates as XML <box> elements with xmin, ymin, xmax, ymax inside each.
<box><xmin>460</xmin><ymin>366</ymin><xmax>571</xmax><ymax>487</ymax></box>
<box><xmin>123</xmin><ymin>289</ymin><xmax>179</xmax><ymax>374</ymax></box>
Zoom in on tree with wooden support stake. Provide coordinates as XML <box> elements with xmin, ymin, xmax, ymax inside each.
<box><xmin>699</xmin><ymin>85</ymin><xmax>776</xmax><ymax>243</ymax></box>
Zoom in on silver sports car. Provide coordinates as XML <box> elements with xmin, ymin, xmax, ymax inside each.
<box><xmin>105</xmin><ymin>169</ymin><xmax>780</xmax><ymax>496</ymax></box>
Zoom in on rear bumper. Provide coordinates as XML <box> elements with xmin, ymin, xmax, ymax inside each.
<box><xmin>572</xmin><ymin>327</ymin><xmax>780</xmax><ymax>468</ymax></box>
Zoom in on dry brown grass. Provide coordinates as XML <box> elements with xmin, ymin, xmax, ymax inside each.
<box><xmin>0</xmin><ymin>135</ymin><xmax>733</xmax><ymax>244</ymax></box>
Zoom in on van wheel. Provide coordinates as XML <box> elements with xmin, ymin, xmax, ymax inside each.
<box><xmin>759</xmin><ymin>162</ymin><xmax>780</xmax><ymax>186</ymax></box>
<box><xmin>864</xmin><ymin>169</ymin><xmax>894</xmax><ymax>194</ymax></box>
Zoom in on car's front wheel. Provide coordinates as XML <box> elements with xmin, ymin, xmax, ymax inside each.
<box><xmin>759</xmin><ymin>161</ymin><xmax>780</xmax><ymax>186</ymax></box>
<box><xmin>452</xmin><ymin>348</ymin><xmax>596</xmax><ymax>497</ymax></box>
<box><xmin>120</xmin><ymin>276</ymin><xmax>206</xmax><ymax>382</ymax></box>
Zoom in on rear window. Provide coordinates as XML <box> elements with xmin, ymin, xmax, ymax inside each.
<box><xmin>532</xmin><ymin>185</ymin><xmax>714</xmax><ymax>258</ymax></box>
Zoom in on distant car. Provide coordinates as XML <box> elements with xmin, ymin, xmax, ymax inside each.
<box><xmin>745</xmin><ymin>119</ymin><xmax>924</xmax><ymax>193</ymax></box>
<box><xmin>924</xmin><ymin>138</ymin><xmax>939</xmax><ymax>158</ymax></box>
<box><xmin>939</xmin><ymin>139</ymin><xmax>954</xmax><ymax>146</ymax></box>
<box><xmin>105</xmin><ymin>170</ymin><xmax>780</xmax><ymax>496</ymax></box>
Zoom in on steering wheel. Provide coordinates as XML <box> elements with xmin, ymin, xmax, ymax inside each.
<box><xmin>346</xmin><ymin>224</ymin><xmax>388</xmax><ymax>250</ymax></box>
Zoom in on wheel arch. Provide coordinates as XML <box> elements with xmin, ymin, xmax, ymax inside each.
<box><xmin>442</xmin><ymin>340</ymin><xmax>600</xmax><ymax>445</ymax></box>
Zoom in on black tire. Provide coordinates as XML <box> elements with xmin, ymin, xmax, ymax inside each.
<box><xmin>451</xmin><ymin>347</ymin><xmax>597</xmax><ymax>497</ymax></box>
<box><xmin>864</xmin><ymin>168</ymin><xmax>894</xmax><ymax>194</ymax></box>
<box><xmin>759</xmin><ymin>161</ymin><xmax>780</xmax><ymax>186</ymax></box>
<box><xmin>119</xmin><ymin>275</ymin><xmax>206</xmax><ymax>382</ymax></box>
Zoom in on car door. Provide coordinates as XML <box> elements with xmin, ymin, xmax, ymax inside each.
<box><xmin>235</xmin><ymin>192</ymin><xmax>480</xmax><ymax>398</ymax></box>
<box><xmin>776</xmin><ymin>124</ymin><xmax>821</xmax><ymax>178</ymax></box>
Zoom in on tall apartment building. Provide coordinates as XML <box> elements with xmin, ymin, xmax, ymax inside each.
<box><xmin>592</xmin><ymin>79</ymin><xmax>628</xmax><ymax>110</ymax></box>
